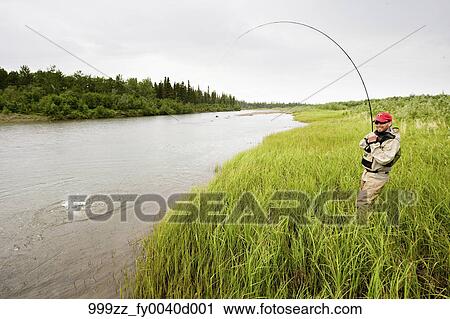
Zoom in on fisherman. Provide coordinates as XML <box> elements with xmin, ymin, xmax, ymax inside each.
<box><xmin>356</xmin><ymin>111</ymin><xmax>401</xmax><ymax>223</ymax></box>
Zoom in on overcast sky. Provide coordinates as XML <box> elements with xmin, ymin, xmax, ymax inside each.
<box><xmin>1</xmin><ymin>0</ymin><xmax>449</xmax><ymax>103</ymax></box>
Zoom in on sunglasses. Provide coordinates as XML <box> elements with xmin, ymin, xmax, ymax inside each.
<box><xmin>374</xmin><ymin>120</ymin><xmax>390</xmax><ymax>125</ymax></box>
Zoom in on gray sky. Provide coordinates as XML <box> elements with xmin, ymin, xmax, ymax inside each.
<box><xmin>1</xmin><ymin>0</ymin><xmax>449</xmax><ymax>103</ymax></box>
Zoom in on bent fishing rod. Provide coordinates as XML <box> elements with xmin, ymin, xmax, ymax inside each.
<box><xmin>235</xmin><ymin>20</ymin><xmax>374</xmax><ymax>130</ymax></box>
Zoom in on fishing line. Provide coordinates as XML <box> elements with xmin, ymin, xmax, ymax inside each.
<box><xmin>231</xmin><ymin>20</ymin><xmax>374</xmax><ymax>130</ymax></box>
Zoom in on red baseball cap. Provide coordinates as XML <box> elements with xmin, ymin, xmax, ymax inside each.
<box><xmin>374</xmin><ymin>112</ymin><xmax>393</xmax><ymax>123</ymax></box>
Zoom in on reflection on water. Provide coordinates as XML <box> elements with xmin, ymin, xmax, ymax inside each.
<box><xmin>0</xmin><ymin>110</ymin><xmax>304</xmax><ymax>297</ymax></box>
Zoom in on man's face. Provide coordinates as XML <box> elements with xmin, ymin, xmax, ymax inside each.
<box><xmin>375</xmin><ymin>121</ymin><xmax>391</xmax><ymax>132</ymax></box>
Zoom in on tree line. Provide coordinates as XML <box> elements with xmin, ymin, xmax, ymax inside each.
<box><xmin>240</xmin><ymin>101</ymin><xmax>304</xmax><ymax>109</ymax></box>
<box><xmin>0</xmin><ymin>65</ymin><xmax>239</xmax><ymax>120</ymax></box>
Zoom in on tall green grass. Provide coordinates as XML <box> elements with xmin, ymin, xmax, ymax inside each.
<box><xmin>123</xmin><ymin>95</ymin><xmax>449</xmax><ymax>298</ymax></box>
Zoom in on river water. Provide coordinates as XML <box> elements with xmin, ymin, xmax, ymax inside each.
<box><xmin>0</xmin><ymin>110</ymin><xmax>303</xmax><ymax>298</ymax></box>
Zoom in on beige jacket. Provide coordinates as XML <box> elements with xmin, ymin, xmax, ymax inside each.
<box><xmin>359</xmin><ymin>127</ymin><xmax>401</xmax><ymax>173</ymax></box>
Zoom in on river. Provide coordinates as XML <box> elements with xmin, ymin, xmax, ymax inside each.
<box><xmin>0</xmin><ymin>110</ymin><xmax>304</xmax><ymax>298</ymax></box>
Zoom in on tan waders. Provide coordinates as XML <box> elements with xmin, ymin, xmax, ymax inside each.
<box><xmin>356</xmin><ymin>170</ymin><xmax>389</xmax><ymax>224</ymax></box>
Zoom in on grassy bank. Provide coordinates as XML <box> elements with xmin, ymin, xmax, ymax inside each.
<box><xmin>124</xmin><ymin>95</ymin><xmax>449</xmax><ymax>298</ymax></box>
<box><xmin>0</xmin><ymin>113</ymin><xmax>49</xmax><ymax>124</ymax></box>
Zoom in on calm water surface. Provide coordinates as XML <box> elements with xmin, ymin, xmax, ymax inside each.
<box><xmin>0</xmin><ymin>110</ymin><xmax>304</xmax><ymax>297</ymax></box>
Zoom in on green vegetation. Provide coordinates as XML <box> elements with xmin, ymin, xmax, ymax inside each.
<box><xmin>124</xmin><ymin>94</ymin><xmax>449</xmax><ymax>298</ymax></box>
<box><xmin>0</xmin><ymin>66</ymin><xmax>238</xmax><ymax>121</ymax></box>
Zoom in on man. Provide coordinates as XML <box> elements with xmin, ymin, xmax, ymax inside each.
<box><xmin>356</xmin><ymin>111</ymin><xmax>401</xmax><ymax>223</ymax></box>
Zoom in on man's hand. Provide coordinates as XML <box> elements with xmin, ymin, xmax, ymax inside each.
<box><xmin>367</xmin><ymin>132</ymin><xmax>378</xmax><ymax>143</ymax></box>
